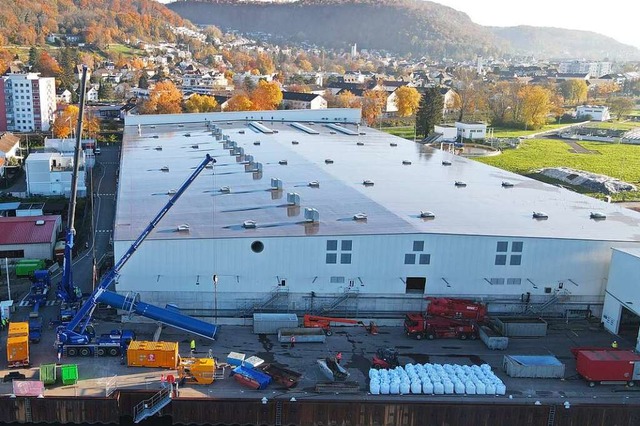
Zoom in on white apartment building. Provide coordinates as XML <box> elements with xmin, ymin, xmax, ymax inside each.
<box><xmin>576</xmin><ymin>105</ymin><xmax>611</xmax><ymax>122</ymax></box>
<box><xmin>558</xmin><ymin>61</ymin><xmax>612</xmax><ymax>78</ymax></box>
<box><xmin>0</xmin><ymin>73</ymin><xmax>57</xmax><ymax>132</ymax></box>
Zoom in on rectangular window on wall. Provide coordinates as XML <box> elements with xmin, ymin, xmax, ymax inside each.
<box><xmin>330</xmin><ymin>276</ymin><xmax>345</xmax><ymax>284</ymax></box>
<box><xmin>326</xmin><ymin>253</ymin><xmax>337</xmax><ymax>264</ymax></box>
<box><xmin>510</xmin><ymin>255</ymin><xmax>522</xmax><ymax>266</ymax></box>
<box><xmin>419</xmin><ymin>254</ymin><xmax>431</xmax><ymax>265</ymax></box>
<box><xmin>340</xmin><ymin>253</ymin><xmax>352</xmax><ymax>264</ymax></box>
<box><xmin>404</xmin><ymin>253</ymin><xmax>416</xmax><ymax>264</ymax></box>
<box><xmin>496</xmin><ymin>241</ymin><xmax>508</xmax><ymax>252</ymax></box>
<box><xmin>490</xmin><ymin>278</ymin><xmax>505</xmax><ymax>285</ymax></box>
<box><xmin>495</xmin><ymin>254</ymin><xmax>507</xmax><ymax>265</ymax></box>
<box><xmin>512</xmin><ymin>241</ymin><xmax>523</xmax><ymax>252</ymax></box>
<box><xmin>405</xmin><ymin>277</ymin><xmax>426</xmax><ymax>294</ymax></box>
<box><xmin>326</xmin><ymin>240</ymin><xmax>337</xmax><ymax>251</ymax></box>
<box><xmin>413</xmin><ymin>241</ymin><xmax>424</xmax><ymax>252</ymax></box>
<box><xmin>507</xmin><ymin>278</ymin><xmax>522</xmax><ymax>285</ymax></box>
<box><xmin>341</xmin><ymin>240</ymin><xmax>352</xmax><ymax>251</ymax></box>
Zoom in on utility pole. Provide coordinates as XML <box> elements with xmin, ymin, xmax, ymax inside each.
<box><xmin>213</xmin><ymin>274</ymin><xmax>218</xmax><ymax>322</ymax></box>
<box><xmin>4</xmin><ymin>258</ymin><xmax>10</xmax><ymax>301</ymax></box>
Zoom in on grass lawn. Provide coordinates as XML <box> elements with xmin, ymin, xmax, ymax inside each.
<box><xmin>381</xmin><ymin>126</ymin><xmax>416</xmax><ymax>140</ymax></box>
<box><xmin>103</xmin><ymin>43</ymin><xmax>144</xmax><ymax>57</ymax></box>
<box><xmin>491</xmin><ymin>123</ymin><xmax>575</xmax><ymax>138</ymax></box>
<box><xmin>476</xmin><ymin>138</ymin><xmax>640</xmax><ymax>201</ymax></box>
<box><xmin>583</xmin><ymin>121</ymin><xmax>640</xmax><ymax>131</ymax></box>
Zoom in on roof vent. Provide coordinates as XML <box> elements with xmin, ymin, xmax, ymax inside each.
<box><xmin>532</xmin><ymin>211</ymin><xmax>549</xmax><ymax>219</ymax></box>
<box><xmin>287</xmin><ymin>192</ymin><xmax>301</xmax><ymax>206</ymax></box>
<box><xmin>155</xmin><ymin>146</ymin><xmax>163</xmax><ymax>151</ymax></box>
<box><xmin>178</xmin><ymin>124</ymin><xmax>185</xmax><ymax>128</ymax></box>
<box><xmin>271</xmin><ymin>178</ymin><xmax>283</xmax><ymax>190</ymax></box>
<box><xmin>442</xmin><ymin>160</ymin><xmax>452</xmax><ymax>166</ymax></box>
<box><xmin>35</xmin><ymin>219</ymin><xmax>45</xmax><ymax>226</ymax></box>
<box><xmin>152</xmin><ymin>135</ymin><xmax>159</xmax><ymax>139</ymax></box>
<box><xmin>176</xmin><ymin>224</ymin><xmax>190</xmax><ymax>232</ymax></box>
<box><xmin>184</xmin><ymin>133</ymin><xmax>191</xmax><ymax>137</ymax></box>
<box><xmin>454</xmin><ymin>181</ymin><xmax>466</xmax><ymax>187</ymax></box>
<box><xmin>278</xmin><ymin>160</ymin><xmax>288</xmax><ymax>165</ymax></box>
<box><xmin>402</xmin><ymin>160</ymin><xmax>412</xmax><ymax>165</ymax></box>
<box><xmin>362</xmin><ymin>180</ymin><xmax>375</xmax><ymax>186</ymax></box>
<box><xmin>420</xmin><ymin>211</ymin><xmax>435</xmax><ymax>219</ymax></box>
<box><xmin>304</xmin><ymin>208</ymin><xmax>320</xmax><ymax>223</ymax></box>
<box><xmin>160</xmin><ymin>166</ymin><xmax>169</xmax><ymax>172</ymax></box>
<box><xmin>191</xmin><ymin>144</ymin><xmax>199</xmax><ymax>149</ymax></box>
<box><xmin>590</xmin><ymin>212</ymin><xmax>607</xmax><ymax>220</ymax></box>
<box><xmin>239</xmin><ymin>130</ymin><xmax>245</xmax><ymax>134</ymax></box>
<box><xmin>243</xmin><ymin>220</ymin><xmax>257</xmax><ymax>229</ymax></box>
<box><xmin>356</xmin><ymin>141</ymin><xmax>365</xmax><ymax>146</ymax></box>
<box><xmin>167</xmin><ymin>189</ymin><xmax>177</xmax><ymax>195</ymax></box>
<box><xmin>220</xmin><ymin>186</ymin><xmax>231</xmax><ymax>193</ymax></box>
<box><xmin>353</xmin><ymin>213</ymin><xmax>368</xmax><ymax>221</ymax></box>
<box><xmin>308</xmin><ymin>181</ymin><xmax>320</xmax><ymax>188</ymax></box>
<box><xmin>390</xmin><ymin>142</ymin><xmax>398</xmax><ymax>147</ymax></box>
<box><xmin>501</xmin><ymin>181</ymin><xmax>514</xmax><ymax>188</ymax></box>
<box><xmin>254</xmin><ymin>141</ymin><xmax>261</xmax><ymax>145</ymax></box>
<box><xmin>292</xmin><ymin>140</ymin><xmax>299</xmax><ymax>145</ymax></box>
<box><xmin>325</xmin><ymin>159</ymin><xmax>334</xmax><ymax>164</ymax></box>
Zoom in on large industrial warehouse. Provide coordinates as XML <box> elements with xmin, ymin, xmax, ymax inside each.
<box><xmin>115</xmin><ymin>109</ymin><xmax>640</xmax><ymax>344</ymax></box>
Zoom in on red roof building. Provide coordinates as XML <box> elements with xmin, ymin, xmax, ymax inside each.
<box><xmin>0</xmin><ymin>215</ymin><xmax>61</xmax><ymax>260</ymax></box>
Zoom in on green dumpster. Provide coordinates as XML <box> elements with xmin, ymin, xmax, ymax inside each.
<box><xmin>61</xmin><ymin>364</ymin><xmax>78</xmax><ymax>385</ymax></box>
<box><xmin>40</xmin><ymin>364</ymin><xmax>57</xmax><ymax>385</ymax></box>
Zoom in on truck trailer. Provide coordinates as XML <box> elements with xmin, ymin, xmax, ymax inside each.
<box><xmin>7</xmin><ymin>321</ymin><xmax>30</xmax><ymax>367</ymax></box>
<box><xmin>573</xmin><ymin>348</ymin><xmax>640</xmax><ymax>387</ymax></box>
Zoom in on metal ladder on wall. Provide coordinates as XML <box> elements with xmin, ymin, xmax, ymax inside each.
<box><xmin>275</xmin><ymin>400</ymin><xmax>283</xmax><ymax>426</ymax></box>
<box><xmin>547</xmin><ymin>405</ymin><xmax>556</xmax><ymax>426</ymax></box>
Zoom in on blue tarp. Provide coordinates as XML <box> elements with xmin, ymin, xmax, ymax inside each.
<box><xmin>232</xmin><ymin>365</ymin><xmax>272</xmax><ymax>390</ymax></box>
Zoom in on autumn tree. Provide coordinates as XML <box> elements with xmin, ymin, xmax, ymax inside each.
<box><xmin>98</xmin><ymin>82</ymin><xmax>115</xmax><ymax>101</ymax></box>
<box><xmin>518</xmin><ymin>85</ymin><xmax>553</xmax><ymax>130</ymax></box>
<box><xmin>607</xmin><ymin>96</ymin><xmax>635</xmax><ymax>120</ymax></box>
<box><xmin>33</xmin><ymin>51</ymin><xmax>61</xmax><ymax>77</ymax></box>
<box><xmin>256</xmin><ymin>52</ymin><xmax>275</xmax><ymax>75</ymax></box>
<box><xmin>415</xmin><ymin>88</ymin><xmax>443</xmax><ymax>138</ymax></box>
<box><xmin>393</xmin><ymin>86</ymin><xmax>421</xmax><ymax>117</ymax></box>
<box><xmin>184</xmin><ymin>94</ymin><xmax>219</xmax><ymax>113</ymax></box>
<box><xmin>560</xmin><ymin>79</ymin><xmax>588</xmax><ymax>105</ymax></box>
<box><xmin>591</xmin><ymin>81</ymin><xmax>619</xmax><ymax>100</ymax></box>
<box><xmin>225</xmin><ymin>92</ymin><xmax>253</xmax><ymax>112</ymax></box>
<box><xmin>332</xmin><ymin>90</ymin><xmax>360</xmax><ymax>108</ymax></box>
<box><xmin>250</xmin><ymin>80</ymin><xmax>283</xmax><ymax>110</ymax></box>
<box><xmin>139</xmin><ymin>80</ymin><xmax>183</xmax><ymax>115</ymax></box>
<box><xmin>52</xmin><ymin>106</ymin><xmax>80</xmax><ymax>139</ymax></box>
<box><xmin>487</xmin><ymin>81</ymin><xmax>518</xmax><ymax>126</ymax></box>
<box><xmin>361</xmin><ymin>90</ymin><xmax>387</xmax><ymax>126</ymax></box>
<box><xmin>452</xmin><ymin>68</ymin><xmax>485</xmax><ymax>121</ymax></box>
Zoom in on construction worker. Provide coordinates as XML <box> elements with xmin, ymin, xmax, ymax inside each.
<box><xmin>190</xmin><ymin>339</ymin><xmax>196</xmax><ymax>354</ymax></box>
<box><xmin>336</xmin><ymin>352</ymin><xmax>342</xmax><ymax>364</ymax></box>
<box><xmin>612</xmin><ymin>340</ymin><xmax>619</xmax><ymax>349</ymax></box>
<box><xmin>289</xmin><ymin>335</ymin><xmax>296</xmax><ymax>349</ymax></box>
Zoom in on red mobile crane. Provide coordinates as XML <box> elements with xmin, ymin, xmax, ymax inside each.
<box><xmin>303</xmin><ymin>314</ymin><xmax>377</xmax><ymax>336</ymax></box>
<box><xmin>404</xmin><ymin>297</ymin><xmax>487</xmax><ymax>340</ymax></box>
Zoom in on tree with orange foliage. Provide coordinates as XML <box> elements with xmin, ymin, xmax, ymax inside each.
<box><xmin>393</xmin><ymin>86</ymin><xmax>421</xmax><ymax>117</ymax></box>
<box><xmin>361</xmin><ymin>90</ymin><xmax>387</xmax><ymax>126</ymax></box>
<box><xmin>52</xmin><ymin>106</ymin><xmax>80</xmax><ymax>139</ymax></box>
<box><xmin>184</xmin><ymin>94</ymin><xmax>218</xmax><ymax>113</ymax></box>
<box><xmin>225</xmin><ymin>93</ymin><xmax>253</xmax><ymax>112</ymax></box>
<box><xmin>250</xmin><ymin>80</ymin><xmax>283</xmax><ymax>111</ymax></box>
<box><xmin>139</xmin><ymin>80</ymin><xmax>183</xmax><ymax>115</ymax></box>
<box><xmin>334</xmin><ymin>90</ymin><xmax>360</xmax><ymax>108</ymax></box>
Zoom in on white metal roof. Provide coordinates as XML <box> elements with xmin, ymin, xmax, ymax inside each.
<box><xmin>115</xmin><ymin>113</ymin><xmax>640</xmax><ymax>243</ymax></box>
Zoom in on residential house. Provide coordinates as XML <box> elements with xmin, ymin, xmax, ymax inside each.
<box><xmin>25</xmin><ymin>151</ymin><xmax>87</xmax><ymax>197</ymax></box>
<box><xmin>0</xmin><ymin>132</ymin><xmax>21</xmax><ymax>177</ymax></box>
<box><xmin>86</xmin><ymin>86</ymin><xmax>99</xmax><ymax>102</ymax></box>
<box><xmin>281</xmin><ymin>92</ymin><xmax>327</xmax><ymax>110</ymax></box>
<box><xmin>56</xmin><ymin>89</ymin><xmax>72</xmax><ymax>104</ymax></box>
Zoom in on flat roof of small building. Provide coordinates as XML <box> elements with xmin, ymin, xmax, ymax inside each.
<box><xmin>115</xmin><ymin>111</ymin><xmax>640</xmax><ymax>243</ymax></box>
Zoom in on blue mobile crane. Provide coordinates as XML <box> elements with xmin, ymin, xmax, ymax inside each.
<box><xmin>56</xmin><ymin>152</ymin><xmax>219</xmax><ymax>357</ymax></box>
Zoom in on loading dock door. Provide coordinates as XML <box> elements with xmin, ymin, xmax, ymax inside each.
<box><xmin>619</xmin><ymin>306</ymin><xmax>640</xmax><ymax>342</ymax></box>
<box><xmin>405</xmin><ymin>277</ymin><xmax>426</xmax><ymax>294</ymax></box>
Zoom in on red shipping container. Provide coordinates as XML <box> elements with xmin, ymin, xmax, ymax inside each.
<box><xmin>575</xmin><ymin>349</ymin><xmax>640</xmax><ymax>385</ymax></box>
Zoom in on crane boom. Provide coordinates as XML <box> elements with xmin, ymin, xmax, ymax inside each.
<box><xmin>58</xmin><ymin>64</ymin><xmax>89</xmax><ymax>304</ymax></box>
<box><xmin>57</xmin><ymin>153</ymin><xmax>216</xmax><ymax>345</ymax></box>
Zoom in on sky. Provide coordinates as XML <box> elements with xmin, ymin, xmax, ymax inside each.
<box><xmin>432</xmin><ymin>0</ymin><xmax>640</xmax><ymax>49</ymax></box>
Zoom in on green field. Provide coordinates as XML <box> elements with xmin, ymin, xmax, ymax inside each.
<box><xmin>103</xmin><ymin>43</ymin><xmax>145</xmax><ymax>57</ymax></box>
<box><xmin>476</xmin><ymin>139</ymin><xmax>640</xmax><ymax>200</ymax></box>
<box><xmin>491</xmin><ymin>123</ymin><xmax>574</xmax><ymax>138</ymax></box>
<box><xmin>381</xmin><ymin>126</ymin><xmax>416</xmax><ymax>140</ymax></box>
<box><xmin>583</xmin><ymin>121</ymin><xmax>640</xmax><ymax>131</ymax></box>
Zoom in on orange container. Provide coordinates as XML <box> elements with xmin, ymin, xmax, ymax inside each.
<box><xmin>7</xmin><ymin>335</ymin><xmax>30</xmax><ymax>367</ymax></box>
<box><xmin>127</xmin><ymin>341</ymin><xmax>179</xmax><ymax>369</ymax></box>
<box><xmin>8</xmin><ymin>321</ymin><xmax>29</xmax><ymax>337</ymax></box>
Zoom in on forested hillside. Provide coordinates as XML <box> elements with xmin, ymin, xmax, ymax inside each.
<box><xmin>169</xmin><ymin>0</ymin><xmax>640</xmax><ymax>60</ymax></box>
<box><xmin>0</xmin><ymin>0</ymin><xmax>189</xmax><ymax>46</ymax></box>
<box><xmin>169</xmin><ymin>0</ymin><xmax>503</xmax><ymax>59</ymax></box>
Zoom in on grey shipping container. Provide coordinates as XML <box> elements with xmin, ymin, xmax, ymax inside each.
<box><xmin>494</xmin><ymin>317</ymin><xmax>548</xmax><ymax>337</ymax></box>
<box><xmin>253</xmin><ymin>313</ymin><xmax>299</xmax><ymax>334</ymax></box>
<box><xmin>278</xmin><ymin>328</ymin><xmax>326</xmax><ymax>343</ymax></box>
<box><xmin>503</xmin><ymin>355</ymin><xmax>565</xmax><ymax>378</ymax></box>
<box><xmin>479</xmin><ymin>325</ymin><xmax>509</xmax><ymax>350</ymax></box>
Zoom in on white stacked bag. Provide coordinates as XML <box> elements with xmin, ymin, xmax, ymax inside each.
<box><xmin>369</xmin><ymin>363</ymin><xmax>506</xmax><ymax>396</ymax></box>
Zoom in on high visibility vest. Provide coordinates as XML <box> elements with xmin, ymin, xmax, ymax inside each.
<box><xmin>190</xmin><ymin>340</ymin><xmax>196</xmax><ymax>349</ymax></box>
